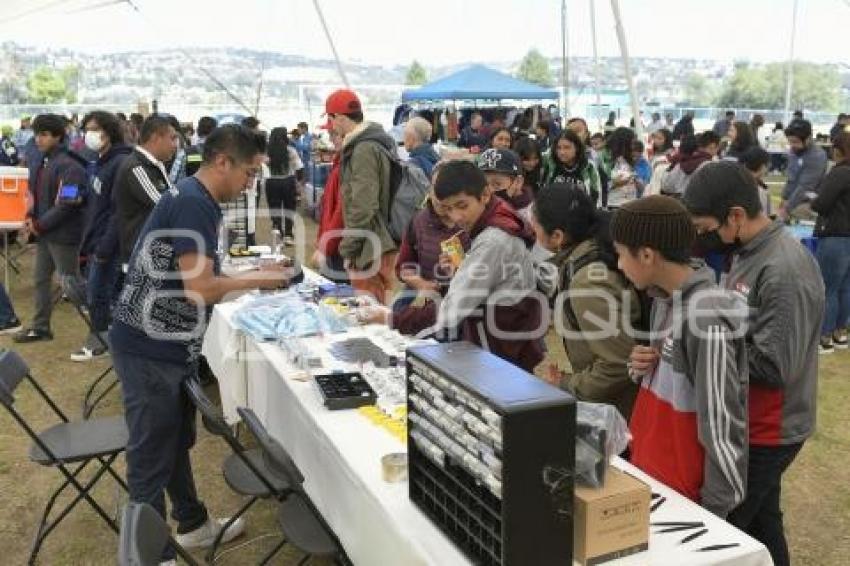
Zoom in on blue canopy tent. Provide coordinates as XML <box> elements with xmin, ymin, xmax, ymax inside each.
<box><xmin>401</xmin><ymin>65</ymin><xmax>559</xmax><ymax>103</ymax></box>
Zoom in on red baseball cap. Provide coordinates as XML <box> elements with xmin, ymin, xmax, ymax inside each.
<box><xmin>324</xmin><ymin>89</ymin><xmax>362</xmax><ymax>116</ymax></box>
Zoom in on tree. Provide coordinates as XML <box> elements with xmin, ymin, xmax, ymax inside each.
<box><xmin>683</xmin><ymin>74</ymin><xmax>719</xmax><ymax>107</ymax></box>
<box><xmin>405</xmin><ymin>60</ymin><xmax>428</xmax><ymax>86</ymax></box>
<box><xmin>25</xmin><ymin>66</ymin><xmax>68</xmax><ymax>103</ymax></box>
<box><xmin>61</xmin><ymin>65</ymin><xmax>80</xmax><ymax>104</ymax></box>
<box><xmin>517</xmin><ymin>49</ymin><xmax>553</xmax><ymax>87</ymax></box>
<box><xmin>717</xmin><ymin>62</ymin><xmax>841</xmax><ymax>112</ymax></box>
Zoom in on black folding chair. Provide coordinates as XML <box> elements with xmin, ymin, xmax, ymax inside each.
<box><xmin>183</xmin><ymin>377</ymin><xmax>295</xmax><ymax>565</ymax></box>
<box><xmin>0</xmin><ymin>348</ymin><xmax>129</xmax><ymax>564</ymax></box>
<box><xmin>237</xmin><ymin>407</ymin><xmax>348</xmax><ymax>566</ymax></box>
<box><xmin>60</xmin><ymin>274</ymin><xmax>119</xmax><ymax>418</ymax></box>
<box><xmin>119</xmin><ymin>502</ymin><xmax>199</xmax><ymax>566</ymax></box>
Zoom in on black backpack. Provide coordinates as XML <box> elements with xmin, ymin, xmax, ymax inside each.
<box><xmin>559</xmin><ymin>249</ymin><xmax>652</xmax><ymax>343</ymax></box>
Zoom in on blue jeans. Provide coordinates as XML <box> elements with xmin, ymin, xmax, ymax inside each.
<box><xmin>0</xmin><ymin>283</ymin><xmax>17</xmax><ymax>324</ymax></box>
<box><xmin>87</xmin><ymin>257</ymin><xmax>121</xmax><ymax>333</ymax></box>
<box><xmin>815</xmin><ymin>236</ymin><xmax>850</xmax><ymax>335</ymax></box>
<box><xmin>114</xmin><ymin>351</ymin><xmax>209</xmax><ymax>559</ymax></box>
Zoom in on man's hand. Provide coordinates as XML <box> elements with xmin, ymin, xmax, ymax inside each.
<box><xmin>543</xmin><ymin>363</ymin><xmax>565</xmax><ymax>387</ymax></box>
<box><xmin>357</xmin><ymin>305</ymin><xmax>391</xmax><ymax>325</ymax></box>
<box><xmin>436</xmin><ymin>253</ymin><xmax>458</xmax><ymax>280</ymax></box>
<box><xmin>310</xmin><ymin>250</ymin><xmax>325</xmax><ymax>270</ymax></box>
<box><xmin>254</xmin><ymin>260</ymin><xmax>294</xmax><ymax>290</ymax></box>
<box><xmin>629</xmin><ymin>345</ymin><xmax>660</xmax><ymax>377</ymax></box>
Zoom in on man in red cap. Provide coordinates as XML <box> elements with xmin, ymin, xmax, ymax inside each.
<box><xmin>324</xmin><ymin>88</ymin><xmax>398</xmax><ymax>303</ymax></box>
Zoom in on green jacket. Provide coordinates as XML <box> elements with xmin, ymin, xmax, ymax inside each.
<box><xmin>552</xmin><ymin>239</ymin><xmax>639</xmax><ymax>419</ymax></box>
<box><xmin>339</xmin><ymin>122</ymin><xmax>398</xmax><ymax>270</ymax></box>
<box><xmin>541</xmin><ymin>152</ymin><xmax>601</xmax><ymax>206</ymax></box>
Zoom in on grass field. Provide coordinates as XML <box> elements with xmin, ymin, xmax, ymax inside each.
<box><xmin>0</xmin><ymin>190</ymin><xmax>848</xmax><ymax>565</ymax></box>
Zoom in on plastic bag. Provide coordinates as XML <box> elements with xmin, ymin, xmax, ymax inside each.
<box><xmin>574</xmin><ymin>402</ymin><xmax>632</xmax><ymax>488</ymax></box>
<box><xmin>232</xmin><ymin>290</ymin><xmax>350</xmax><ymax>341</ymax></box>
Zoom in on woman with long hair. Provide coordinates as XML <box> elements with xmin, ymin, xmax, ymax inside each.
<box><xmin>532</xmin><ymin>183</ymin><xmax>639</xmax><ymax>418</ymax></box>
<box><xmin>541</xmin><ymin>129</ymin><xmax>601</xmax><ymax>206</ymax></box>
<box><xmin>601</xmin><ymin>127</ymin><xmax>639</xmax><ymax>208</ymax></box>
<box><xmin>724</xmin><ymin>121</ymin><xmax>756</xmax><ymax>161</ymax></box>
<box><xmin>266</xmin><ymin>127</ymin><xmax>304</xmax><ymax>245</ymax></box>
<box><xmin>512</xmin><ymin>136</ymin><xmax>544</xmax><ymax>195</ymax></box>
<box><xmin>645</xmin><ymin>128</ymin><xmax>676</xmax><ymax>196</ymax></box>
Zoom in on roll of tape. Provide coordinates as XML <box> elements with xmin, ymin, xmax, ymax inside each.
<box><xmin>381</xmin><ymin>452</ymin><xmax>408</xmax><ymax>483</ymax></box>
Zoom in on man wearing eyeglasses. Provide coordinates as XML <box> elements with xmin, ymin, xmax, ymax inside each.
<box><xmin>109</xmin><ymin>124</ymin><xmax>294</xmax><ymax>562</ymax></box>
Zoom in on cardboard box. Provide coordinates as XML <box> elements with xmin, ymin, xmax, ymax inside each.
<box><xmin>573</xmin><ymin>467</ymin><xmax>651</xmax><ymax>565</ymax></box>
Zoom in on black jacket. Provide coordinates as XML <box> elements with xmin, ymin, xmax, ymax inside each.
<box><xmin>80</xmin><ymin>143</ymin><xmax>133</xmax><ymax>258</ymax></box>
<box><xmin>26</xmin><ymin>146</ymin><xmax>88</xmax><ymax>246</ymax></box>
<box><xmin>115</xmin><ymin>147</ymin><xmax>173</xmax><ymax>264</ymax></box>
<box><xmin>812</xmin><ymin>161</ymin><xmax>850</xmax><ymax>237</ymax></box>
<box><xmin>672</xmin><ymin>117</ymin><xmax>695</xmax><ymax>141</ymax></box>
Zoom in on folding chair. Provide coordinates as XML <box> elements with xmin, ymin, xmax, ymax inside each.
<box><xmin>0</xmin><ymin>348</ymin><xmax>129</xmax><ymax>565</ymax></box>
<box><xmin>60</xmin><ymin>274</ymin><xmax>119</xmax><ymax>418</ymax></box>
<box><xmin>119</xmin><ymin>502</ymin><xmax>199</xmax><ymax>566</ymax></box>
<box><xmin>183</xmin><ymin>377</ymin><xmax>295</xmax><ymax>565</ymax></box>
<box><xmin>237</xmin><ymin>407</ymin><xmax>348</xmax><ymax>566</ymax></box>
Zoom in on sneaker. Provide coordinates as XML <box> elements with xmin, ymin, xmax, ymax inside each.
<box><xmin>833</xmin><ymin>330</ymin><xmax>849</xmax><ymax>350</ymax></box>
<box><xmin>159</xmin><ymin>561</ymin><xmax>176</xmax><ymax>566</ymax></box>
<box><xmin>283</xmin><ymin>235</ymin><xmax>295</xmax><ymax>247</ymax></box>
<box><xmin>0</xmin><ymin>318</ymin><xmax>22</xmax><ymax>335</ymax></box>
<box><xmin>13</xmin><ymin>328</ymin><xmax>53</xmax><ymax>343</ymax></box>
<box><xmin>175</xmin><ymin>517</ymin><xmax>245</xmax><ymax>549</ymax></box>
<box><xmin>70</xmin><ymin>346</ymin><xmax>108</xmax><ymax>362</ymax></box>
<box><xmin>819</xmin><ymin>336</ymin><xmax>835</xmax><ymax>355</ymax></box>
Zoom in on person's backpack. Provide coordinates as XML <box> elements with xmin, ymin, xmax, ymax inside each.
<box><xmin>378</xmin><ymin>146</ymin><xmax>430</xmax><ymax>244</ymax></box>
<box><xmin>559</xmin><ymin>248</ymin><xmax>653</xmax><ymax>342</ymax></box>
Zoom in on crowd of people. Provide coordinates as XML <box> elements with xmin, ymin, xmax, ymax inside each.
<box><xmin>3</xmin><ymin>92</ymin><xmax>849</xmax><ymax>565</ymax></box>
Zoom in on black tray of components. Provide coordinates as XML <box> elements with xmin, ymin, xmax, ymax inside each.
<box><xmin>314</xmin><ymin>372</ymin><xmax>377</xmax><ymax>410</ymax></box>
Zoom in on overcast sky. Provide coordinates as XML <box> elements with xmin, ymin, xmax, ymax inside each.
<box><xmin>3</xmin><ymin>0</ymin><xmax>847</xmax><ymax>66</ymax></box>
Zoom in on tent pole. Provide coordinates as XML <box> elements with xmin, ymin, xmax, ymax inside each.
<box><xmin>589</xmin><ymin>0</ymin><xmax>602</xmax><ymax>130</ymax></box>
<box><xmin>561</xmin><ymin>0</ymin><xmax>570</xmax><ymax>117</ymax></box>
<box><xmin>313</xmin><ymin>0</ymin><xmax>350</xmax><ymax>88</ymax></box>
<box><xmin>783</xmin><ymin>0</ymin><xmax>799</xmax><ymax>124</ymax></box>
<box><xmin>610</xmin><ymin>0</ymin><xmax>642</xmax><ymax>140</ymax></box>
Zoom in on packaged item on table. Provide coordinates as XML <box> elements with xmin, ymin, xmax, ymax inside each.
<box><xmin>440</xmin><ymin>231</ymin><xmax>466</xmax><ymax>269</ymax></box>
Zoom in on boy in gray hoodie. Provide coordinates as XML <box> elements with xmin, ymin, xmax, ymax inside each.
<box><xmin>611</xmin><ymin>195</ymin><xmax>749</xmax><ymax>518</ymax></box>
<box><xmin>684</xmin><ymin>161</ymin><xmax>824</xmax><ymax>566</ymax></box>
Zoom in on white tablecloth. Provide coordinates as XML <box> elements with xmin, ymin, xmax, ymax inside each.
<box><xmin>203</xmin><ymin>299</ymin><xmax>773</xmax><ymax>566</ymax></box>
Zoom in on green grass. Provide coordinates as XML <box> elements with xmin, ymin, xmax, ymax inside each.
<box><xmin>0</xmin><ymin>199</ymin><xmax>847</xmax><ymax>565</ymax></box>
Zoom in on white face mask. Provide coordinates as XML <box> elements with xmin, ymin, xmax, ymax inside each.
<box><xmin>84</xmin><ymin>130</ymin><xmax>104</xmax><ymax>152</ymax></box>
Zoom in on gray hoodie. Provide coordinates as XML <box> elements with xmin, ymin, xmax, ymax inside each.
<box><xmin>723</xmin><ymin>221</ymin><xmax>824</xmax><ymax>446</ymax></box>
<box><xmin>631</xmin><ymin>265</ymin><xmax>749</xmax><ymax>517</ymax></box>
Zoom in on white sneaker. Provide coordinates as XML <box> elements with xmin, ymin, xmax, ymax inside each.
<box><xmin>175</xmin><ymin>517</ymin><xmax>245</xmax><ymax>549</ymax></box>
<box><xmin>70</xmin><ymin>346</ymin><xmax>107</xmax><ymax>362</ymax></box>
<box><xmin>159</xmin><ymin>561</ymin><xmax>177</xmax><ymax>566</ymax></box>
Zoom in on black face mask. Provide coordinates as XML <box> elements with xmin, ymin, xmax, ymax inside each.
<box><xmin>697</xmin><ymin>228</ymin><xmax>740</xmax><ymax>254</ymax></box>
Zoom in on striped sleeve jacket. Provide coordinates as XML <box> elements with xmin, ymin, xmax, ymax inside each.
<box><xmin>114</xmin><ymin>147</ymin><xmax>173</xmax><ymax>265</ymax></box>
<box><xmin>630</xmin><ymin>266</ymin><xmax>749</xmax><ymax>518</ymax></box>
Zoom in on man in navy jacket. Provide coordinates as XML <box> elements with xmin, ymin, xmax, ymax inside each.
<box><xmin>15</xmin><ymin>113</ymin><xmax>88</xmax><ymax>343</ymax></box>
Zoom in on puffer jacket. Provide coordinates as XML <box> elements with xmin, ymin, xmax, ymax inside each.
<box><xmin>26</xmin><ymin>146</ymin><xmax>88</xmax><ymax>245</ymax></box>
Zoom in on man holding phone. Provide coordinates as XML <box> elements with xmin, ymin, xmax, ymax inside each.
<box><xmin>15</xmin><ymin>113</ymin><xmax>88</xmax><ymax>343</ymax></box>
